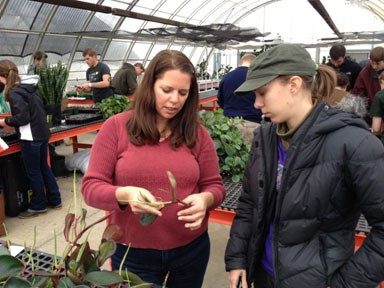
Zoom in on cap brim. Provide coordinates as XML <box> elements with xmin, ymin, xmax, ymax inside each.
<box><xmin>235</xmin><ymin>75</ymin><xmax>277</xmax><ymax>95</ymax></box>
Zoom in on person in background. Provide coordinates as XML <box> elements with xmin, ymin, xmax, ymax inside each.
<box><xmin>353</xmin><ymin>46</ymin><xmax>384</xmax><ymax>109</ymax></box>
<box><xmin>326</xmin><ymin>44</ymin><xmax>361</xmax><ymax>91</ymax></box>
<box><xmin>335</xmin><ymin>71</ymin><xmax>349</xmax><ymax>91</ymax></box>
<box><xmin>225</xmin><ymin>44</ymin><xmax>384</xmax><ymax>288</ymax></box>
<box><xmin>81</xmin><ymin>50</ymin><xmax>225</xmax><ymax>288</ymax></box>
<box><xmin>369</xmin><ymin>71</ymin><xmax>384</xmax><ymax>144</ymax></box>
<box><xmin>76</xmin><ymin>48</ymin><xmax>114</xmax><ymax>103</ymax></box>
<box><xmin>27</xmin><ymin>50</ymin><xmax>47</xmax><ymax>75</ymax></box>
<box><xmin>217</xmin><ymin>53</ymin><xmax>262</xmax><ymax>145</ymax></box>
<box><xmin>0</xmin><ymin>60</ymin><xmax>62</xmax><ymax>218</ymax></box>
<box><xmin>112</xmin><ymin>62</ymin><xmax>145</xmax><ymax>96</ymax></box>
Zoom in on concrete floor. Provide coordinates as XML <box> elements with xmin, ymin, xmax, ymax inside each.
<box><xmin>0</xmin><ymin>132</ymin><xmax>231</xmax><ymax>288</ymax></box>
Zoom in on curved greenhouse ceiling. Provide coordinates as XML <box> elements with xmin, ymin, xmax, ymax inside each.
<box><xmin>0</xmin><ymin>0</ymin><xmax>383</xmax><ymax>84</ymax></box>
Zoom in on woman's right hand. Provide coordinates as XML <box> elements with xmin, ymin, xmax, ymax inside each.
<box><xmin>115</xmin><ymin>186</ymin><xmax>164</xmax><ymax>216</ymax></box>
<box><xmin>228</xmin><ymin>269</ymin><xmax>247</xmax><ymax>288</ymax></box>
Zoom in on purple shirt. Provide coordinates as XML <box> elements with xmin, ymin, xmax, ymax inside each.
<box><xmin>261</xmin><ymin>138</ymin><xmax>287</xmax><ymax>276</ymax></box>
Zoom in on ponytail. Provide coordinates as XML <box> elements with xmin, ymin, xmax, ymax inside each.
<box><xmin>0</xmin><ymin>60</ymin><xmax>20</xmax><ymax>101</ymax></box>
<box><xmin>311</xmin><ymin>64</ymin><xmax>336</xmax><ymax>102</ymax></box>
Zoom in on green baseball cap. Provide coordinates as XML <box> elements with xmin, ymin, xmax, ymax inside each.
<box><xmin>235</xmin><ymin>44</ymin><xmax>317</xmax><ymax>95</ymax></box>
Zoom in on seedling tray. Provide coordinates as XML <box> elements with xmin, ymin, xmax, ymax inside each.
<box><xmin>65</xmin><ymin>113</ymin><xmax>103</xmax><ymax>125</ymax></box>
<box><xmin>0</xmin><ymin>129</ymin><xmax>18</xmax><ymax>144</ymax></box>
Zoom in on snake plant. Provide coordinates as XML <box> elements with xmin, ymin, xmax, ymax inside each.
<box><xmin>37</xmin><ymin>61</ymin><xmax>69</xmax><ymax>105</ymax></box>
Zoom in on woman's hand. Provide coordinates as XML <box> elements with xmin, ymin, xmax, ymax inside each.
<box><xmin>228</xmin><ymin>269</ymin><xmax>247</xmax><ymax>288</ymax></box>
<box><xmin>115</xmin><ymin>186</ymin><xmax>164</xmax><ymax>216</ymax></box>
<box><xmin>177</xmin><ymin>192</ymin><xmax>214</xmax><ymax>230</ymax></box>
<box><xmin>0</xmin><ymin>119</ymin><xmax>5</xmax><ymax>128</ymax></box>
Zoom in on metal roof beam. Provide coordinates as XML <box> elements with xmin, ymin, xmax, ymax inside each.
<box><xmin>30</xmin><ymin>0</ymin><xmax>193</xmax><ymax>27</ymax></box>
<box><xmin>307</xmin><ymin>0</ymin><xmax>342</xmax><ymax>39</ymax></box>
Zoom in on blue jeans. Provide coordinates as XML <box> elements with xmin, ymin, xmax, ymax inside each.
<box><xmin>20</xmin><ymin>140</ymin><xmax>61</xmax><ymax>211</ymax></box>
<box><xmin>112</xmin><ymin>232</ymin><xmax>210</xmax><ymax>288</ymax></box>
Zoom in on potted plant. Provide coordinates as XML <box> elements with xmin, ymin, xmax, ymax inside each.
<box><xmin>200</xmin><ymin>109</ymin><xmax>251</xmax><ymax>182</ymax></box>
<box><xmin>37</xmin><ymin>61</ymin><xmax>69</xmax><ymax>126</ymax></box>
<box><xmin>96</xmin><ymin>96</ymin><xmax>132</xmax><ymax>119</ymax></box>
<box><xmin>0</xmin><ymin>171</ymin><xmax>183</xmax><ymax>287</ymax></box>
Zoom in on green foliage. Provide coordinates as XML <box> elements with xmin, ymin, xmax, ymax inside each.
<box><xmin>240</xmin><ymin>44</ymin><xmax>277</xmax><ymax>58</ymax></box>
<box><xmin>38</xmin><ymin>62</ymin><xmax>69</xmax><ymax>105</ymax></box>
<box><xmin>96</xmin><ymin>96</ymin><xmax>132</xmax><ymax>119</ymax></box>
<box><xmin>212</xmin><ymin>64</ymin><xmax>232</xmax><ymax>80</ymax></box>
<box><xmin>0</xmin><ymin>171</ymin><xmax>152</xmax><ymax>287</ymax></box>
<box><xmin>200</xmin><ymin>109</ymin><xmax>251</xmax><ymax>182</ymax></box>
<box><xmin>196</xmin><ymin>59</ymin><xmax>210</xmax><ymax>80</ymax></box>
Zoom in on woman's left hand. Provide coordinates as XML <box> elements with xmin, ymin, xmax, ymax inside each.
<box><xmin>177</xmin><ymin>192</ymin><xmax>214</xmax><ymax>230</ymax></box>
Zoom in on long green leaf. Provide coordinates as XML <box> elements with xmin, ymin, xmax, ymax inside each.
<box><xmin>83</xmin><ymin>270</ymin><xmax>123</xmax><ymax>286</ymax></box>
<box><xmin>3</xmin><ymin>276</ymin><xmax>31</xmax><ymax>288</ymax></box>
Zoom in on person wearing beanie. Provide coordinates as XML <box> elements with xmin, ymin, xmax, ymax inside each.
<box><xmin>225</xmin><ymin>44</ymin><xmax>384</xmax><ymax>288</ymax></box>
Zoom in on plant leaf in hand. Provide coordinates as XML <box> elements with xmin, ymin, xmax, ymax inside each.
<box><xmin>140</xmin><ymin>213</ymin><xmax>158</xmax><ymax>226</ymax></box>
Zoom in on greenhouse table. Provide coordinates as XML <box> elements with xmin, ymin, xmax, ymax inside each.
<box><xmin>0</xmin><ymin>120</ymin><xmax>103</xmax><ymax>157</ymax></box>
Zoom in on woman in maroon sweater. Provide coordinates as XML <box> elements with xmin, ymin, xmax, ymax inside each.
<box><xmin>82</xmin><ymin>50</ymin><xmax>225</xmax><ymax>288</ymax></box>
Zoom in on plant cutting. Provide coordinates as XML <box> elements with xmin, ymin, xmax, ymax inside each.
<box><xmin>200</xmin><ymin>108</ymin><xmax>251</xmax><ymax>182</ymax></box>
<box><xmin>121</xmin><ymin>171</ymin><xmax>188</xmax><ymax>226</ymax></box>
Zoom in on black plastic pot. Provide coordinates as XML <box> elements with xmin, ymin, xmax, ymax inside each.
<box><xmin>45</xmin><ymin>103</ymin><xmax>62</xmax><ymax>126</ymax></box>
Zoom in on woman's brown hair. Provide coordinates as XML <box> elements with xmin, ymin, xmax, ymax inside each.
<box><xmin>278</xmin><ymin>64</ymin><xmax>336</xmax><ymax>102</ymax></box>
<box><xmin>0</xmin><ymin>60</ymin><xmax>20</xmax><ymax>101</ymax></box>
<box><xmin>127</xmin><ymin>50</ymin><xmax>199</xmax><ymax>149</ymax></box>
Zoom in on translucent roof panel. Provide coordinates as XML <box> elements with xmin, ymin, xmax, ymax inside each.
<box><xmin>86</xmin><ymin>12</ymin><xmax>120</xmax><ymax>31</ymax></box>
<box><xmin>47</xmin><ymin>7</ymin><xmax>90</xmax><ymax>33</ymax></box>
<box><xmin>182</xmin><ymin>46</ymin><xmax>195</xmax><ymax>59</ymax></box>
<box><xmin>77</xmin><ymin>38</ymin><xmax>109</xmax><ymax>55</ymax></box>
<box><xmin>119</xmin><ymin>18</ymin><xmax>147</xmax><ymax>33</ymax></box>
<box><xmin>0</xmin><ymin>33</ymin><xmax>29</xmax><ymax>56</ymax></box>
<box><xmin>104</xmin><ymin>40</ymin><xmax>132</xmax><ymax>61</ymax></box>
<box><xmin>322</xmin><ymin>0</ymin><xmax>383</xmax><ymax>33</ymax></box>
<box><xmin>0</xmin><ymin>0</ymin><xmax>383</xmax><ymax>80</ymax></box>
<box><xmin>147</xmin><ymin>43</ymin><xmax>169</xmax><ymax>60</ymax></box>
<box><xmin>0</xmin><ymin>0</ymin><xmax>41</xmax><ymax>30</ymax></box>
<box><xmin>39</xmin><ymin>35</ymin><xmax>77</xmax><ymax>55</ymax></box>
<box><xmin>128</xmin><ymin>42</ymin><xmax>152</xmax><ymax>60</ymax></box>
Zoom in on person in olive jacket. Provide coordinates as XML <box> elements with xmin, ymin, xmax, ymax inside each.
<box><xmin>225</xmin><ymin>44</ymin><xmax>384</xmax><ymax>288</ymax></box>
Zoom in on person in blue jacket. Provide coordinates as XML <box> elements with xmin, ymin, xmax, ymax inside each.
<box><xmin>0</xmin><ymin>60</ymin><xmax>62</xmax><ymax>218</ymax></box>
<box><xmin>218</xmin><ymin>53</ymin><xmax>262</xmax><ymax>144</ymax></box>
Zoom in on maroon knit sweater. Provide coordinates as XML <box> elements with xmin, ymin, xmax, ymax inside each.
<box><xmin>82</xmin><ymin>111</ymin><xmax>225</xmax><ymax>249</ymax></box>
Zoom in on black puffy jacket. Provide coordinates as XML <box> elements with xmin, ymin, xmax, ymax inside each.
<box><xmin>5</xmin><ymin>84</ymin><xmax>50</xmax><ymax>141</ymax></box>
<box><xmin>225</xmin><ymin>102</ymin><xmax>384</xmax><ymax>288</ymax></box>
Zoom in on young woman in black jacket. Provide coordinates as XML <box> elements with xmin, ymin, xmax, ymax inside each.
<box><xmin>225</xmin><ymin>44</ymin><xmax>384</xmax><ymax>288</ymax></box>
<box><xmin>0</xmin><ymin>60</ymin><xmax>62</xmax><ymax>218</ymax></box>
